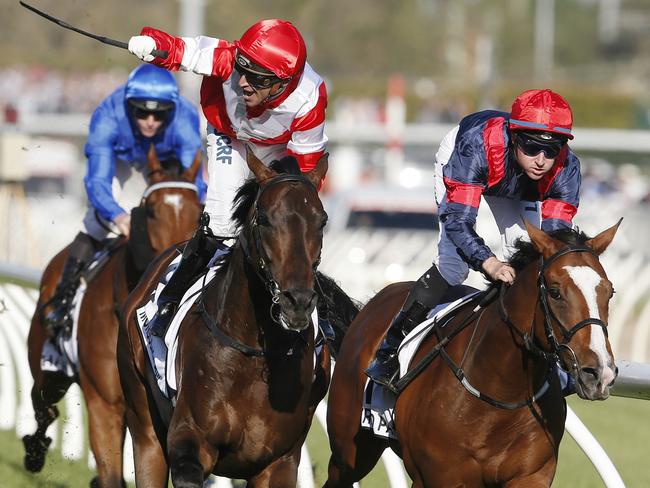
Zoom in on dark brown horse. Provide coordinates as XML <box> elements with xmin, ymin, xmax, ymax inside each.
<box><xmin>118</xmin><ymin>151</ymin><xmax>358</xmax><ymax>487</ymax></box>
<box><xmin>24</xmin><ymin>147</ymin><xmax>203</xmax><ymax>488</ymax></box>
<box><xmin>325</xmin><ymin>221</ymin><xmax>620</xmax><ymax>488</ymax></box>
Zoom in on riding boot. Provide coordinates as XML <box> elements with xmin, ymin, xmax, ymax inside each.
<box><xmin>45</xmin><ymin>232</ymin><xmax>97</xmax><ymax>337</ymax></box>
<box><xmin>150</xmin><ymin>214</ymin><xmax>221</xmax><ymax>338</ymax></box>
<box><xmin>45</xmin><ymin>256</ymin><xmax>86</xmax><ymax>337</ymax></box>
<box><xmin>365</xmin><ymin>265</ymin><xmax>450</xmax><ymax>392</ymax></box>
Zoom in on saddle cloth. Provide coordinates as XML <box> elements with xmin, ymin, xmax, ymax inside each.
<box><xmin>40</xmin><ymin>281</ymin><xmax>86</xmax><ymax>378</ymax></box>
<box><xmin>40</xmin><ymin>241</ymin><xmax>121</xmax><ymax>378</ymax></box>
<box><xmin>360</xmin><ymin>290</ymin><xmax>481</xmax><ymax>439</ymax></box>
<box><xmin>136</xmin><ymin>252</ymin><xmax>320</xmax><ymax>403</ymax></box>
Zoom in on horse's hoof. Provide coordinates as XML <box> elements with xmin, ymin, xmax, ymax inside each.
<box><xmin>22</xmin><ymin>434</ymin><xmax>52</xmax><ymax>472</ymax></box>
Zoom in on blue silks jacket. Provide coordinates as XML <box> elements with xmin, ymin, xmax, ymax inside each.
<box><xmin>83</xmin><ymin>65</ymin><xmax>206</xmax><ymax>221</ymax></box>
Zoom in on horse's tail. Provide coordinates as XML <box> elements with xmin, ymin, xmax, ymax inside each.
<box><xmin>315</xmin><ymin>271</ymin><xmax>362</xmax><ymax>358</ymax></box>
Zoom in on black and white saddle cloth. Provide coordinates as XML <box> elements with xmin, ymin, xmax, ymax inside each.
<box><xmin>360</xmin><ymin>290</ymin><xmax>481</xmax><ymax>439</ymax></box>
<box><xmin>40</xmin><ymin>243</ymin><xmax>120</xmax><ymax>378</ymax></box>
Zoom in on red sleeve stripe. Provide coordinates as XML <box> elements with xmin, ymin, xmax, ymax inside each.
<box><xmin>483</xmin><ymin>116</ymin><xmax>506</xmax><ymax>187</ymax></box>
<box><xmin>288</xmin><ymin>149</ymin><xmax>326</xmax><ymax>190</ymax></box>
<box><xmin>141</xmin><ymin>27</ymin><xmax>185</xmax><ymax>70</ymax></box>
<box><xmin>542</xmin><ymin>199</ymin><xmax>577</xmax><ymax>222</ymax></box>
<box><xmin>291</xmin><ymin>83</ymin><xmax>328</xmax><ymax>132</ymax></box>
<box><xmin>444</xmin><ymin>177</ymin><xmax>483</xmax><ymax>208</ymax></box>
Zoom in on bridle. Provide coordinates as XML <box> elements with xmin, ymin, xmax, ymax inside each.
<box><xmin>396</xmin><ymin>243</ymin><xmax>608</xmax><ymax>409</ymax></box>
<box><xmin>499</xmin><ymin>244</ymin><xmax>608</xmax><ymax>370</ymax></box>
<box><xmin>238</xmin><ymin>173</ymin><xmax>321</xmax><ymax>327</ymax></box>
<box><xmin>140</xmin><ymin>181</ymin><xmax>199</xmax><ymax>202</ymax></box>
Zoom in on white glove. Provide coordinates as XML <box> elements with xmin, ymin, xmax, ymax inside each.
<box><xmin>128</xmin><ymin>35</ymin><xmax>156</xmax><ymax>62</ymax></box>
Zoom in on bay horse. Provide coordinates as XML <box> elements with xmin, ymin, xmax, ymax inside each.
<box><xmin>118</xmin><ymin>151</ymin><xmax>358</xmax><ymax>487</ymax></box>
<box><xmin>24</xmin><ymin>146</ymin><xmax>203</xmax><ymax>488</ymax></box>
<box><xmin>325</xmin><ymin>220</ymin><xmax>620</xmax><ymax>488</ymax></box>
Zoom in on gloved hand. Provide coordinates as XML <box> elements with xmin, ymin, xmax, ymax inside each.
<box><xmin>128</xmin><ymin>35</ymin><xmax>156</xmax><ymax>62</ymax></box>
<box><xmin>114</xmin><ymin>213</ymin><xmax>132</xmax><ymax>239</ymax></box>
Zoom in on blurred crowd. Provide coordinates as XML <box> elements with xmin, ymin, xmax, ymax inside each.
<box><xmin>0</xmin><ymin>65</ymin><xmax>127</xmax><ymax>120</ymax></box>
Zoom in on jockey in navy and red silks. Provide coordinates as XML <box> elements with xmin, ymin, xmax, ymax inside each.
<box><xmin>366</xmin><ymin>89</ymin><xmax>582</xmax><ymax>392</ymax></box>
<box><xmin>127</xmin><ymin>20</ymin><xmax>328</xmax><ymax>337</ymax></box>
<box><xmin>436</xmin><ymin>89</ymin><xmax>580</xmax><ymax>286</ymax></box>
<box><xmin>128</xmin><ymin>19</ymin><xmax>328</xmax><ymax>240</ymax></box>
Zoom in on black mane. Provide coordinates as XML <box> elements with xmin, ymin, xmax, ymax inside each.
<box><xmin>508</xmin><ymin>227</ymin><xmax>592</xmax><ymax>271</ymax></box>
<box><xmin>232</xmin><ymin>156</ymin><xmax>302</xmax><ymax>230</ymax></box>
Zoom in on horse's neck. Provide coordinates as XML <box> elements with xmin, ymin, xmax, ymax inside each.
<box><xmin>208</xmin><ymin>245</ymin><xmax>273</xmax><ymax>345</ymax></box>
<box><xmin>464</xmin><ymin>265</ymin><xmax>549</xmax><ymax>394</ymax></box>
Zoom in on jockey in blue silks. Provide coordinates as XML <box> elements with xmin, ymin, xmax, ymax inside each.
<box><xmin>46</xmin><ymin>64</ymin><xmax>206</xmax><ymax>334</ymax></box>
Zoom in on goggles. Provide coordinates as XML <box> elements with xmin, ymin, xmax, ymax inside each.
<box><xmin>132</xmin><ymin>107</ymin><xmax>169</xmax><ymax>122</ymax></box>
<box><xmin>515</xmin><ymin>132</ymin><xmax>565</xmax><ymax>159</ymax></box>
<box><xmin>234</xmin><ymin>51</ymin><xmax>282</xmax><ymax>89</ymax></box>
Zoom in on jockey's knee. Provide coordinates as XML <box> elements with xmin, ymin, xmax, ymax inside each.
<box><xmin>437</xmin><ymin>264</ymin><xmax>468</xmax><ymax>287</ymax></box>
<box><xmin>69</xmin><ymin>232</ymin><xmax>99</xmax><ymax>262</ymax></box>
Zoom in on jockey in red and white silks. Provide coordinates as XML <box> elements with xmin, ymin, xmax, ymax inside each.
<box><xmin>129</xmin><ymin>19</ymin><xmax>327</xmax><ymax>238</ymax></box>
<box><xmin>434</xmin><ymin>93</ymin><xmax>581</xmax><ymax>285</ymax></box>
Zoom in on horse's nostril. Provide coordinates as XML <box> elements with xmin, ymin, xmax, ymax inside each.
<box><xmin>581</xmin><ymin>367</ymin><xmax>599</xmax><ymax>380</ymax></box>
<box><xmin>283</xmin><ymin>290</ymin><xmax>316</xmax><ymax>310</ymax></box>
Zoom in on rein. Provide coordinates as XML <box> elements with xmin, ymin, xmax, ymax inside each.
<box><xmin>395</xmin><ymin>243</ymin><xmax>602</xmax><ymax>409</ymax></box>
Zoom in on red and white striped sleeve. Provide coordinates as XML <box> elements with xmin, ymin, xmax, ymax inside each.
<box><xmin>287</xmin><ymin>82</ymin><xmax>328</xmax><ymax>173</ymax></box>
<box><xmin>140</xmin><ymin>27</ymin><xmax>234</xmax><ymax>79</ymax></box>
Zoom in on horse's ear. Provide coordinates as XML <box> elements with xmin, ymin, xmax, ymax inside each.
<box><xmin>147</xmin><ymin>144</ymin><xmax>163</xmax><ymax>182</ymax></box>
<box><xmin>305</xmin><ymin>152</ymin><xmax>329</xmax><ymax>189</ymax></box>
<box><xmin>181</xmin><ymin>149</ymin><xmax>202</xmax><ymax>182</ymax></box>
<box><xmin>246</xmin><ymin>146</ymin><xmax>276</xmax><ymax>184</ymax></box>
<box><xmin>585</xmin><ymin>218</ymin><xmax>622</xmax><ymax>255</ymax></box>
<box><xmin>524</xmin><ymin>219</ymin><xmax>563</xmax><ymax>258</ymax></box>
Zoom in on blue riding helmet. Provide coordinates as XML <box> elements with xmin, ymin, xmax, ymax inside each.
<box><xmin>125</xmin><ymin>64</ymin><xmax>178</xmax><ymax>111</ymax></box>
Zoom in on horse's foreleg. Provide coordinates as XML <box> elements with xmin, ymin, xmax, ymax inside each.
<box><xmin>323</xmin><ymin>428</ymin><xmax>386</xmax><ymax>488</ymax></box>
<box><xmin>23</xmin><ymin>373</ymin><xmax>71</xmax><ymax>472</ymax></box>
<box><xmin>119</xmin><ymin>353</ymin><xmax>169</xmax><ymax>487</ymax></box>
<box><xmin>246</xmin><ymin>446</ymin><xmax>301</xmax><ymax>488</ymax></box>
<box><xmin>83</xmin><ymin>387</ymin><xmax>126</xmax><ymax>488</ymax></box>
<box><xmin>167</xmin><ymin>421</ymin><xmax>218</xmax><ymax>488</ymax></box>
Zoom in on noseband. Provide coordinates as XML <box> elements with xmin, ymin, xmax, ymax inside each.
<box><xmin>238</xmin><ymin>174</ymin><xmax>320</xmax><ymax>326</ymax></box>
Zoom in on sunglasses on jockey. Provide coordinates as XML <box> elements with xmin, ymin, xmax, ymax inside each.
<box><xmin>128</xmin><ymin>99</ymin><xmax>173</xmax><ymax>122</ymax></box>
<box><xmin>234</xmin><ymin>51</ymin><xmax>285</xmax><ymax>89</ymax></box>
<box><xmin>515</xmin><ymin>131</ymin><xmax>567</xmax><ymax>159</ymax></box>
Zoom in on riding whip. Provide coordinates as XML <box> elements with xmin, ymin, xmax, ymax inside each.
<box><xmin>19</xmin><ymin>1</ymin><xmax>168</xmax><ymax>59</ymax></box>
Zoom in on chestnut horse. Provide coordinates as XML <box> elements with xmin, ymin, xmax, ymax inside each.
<box><xmin>24</xmin><ymin>147</ymin><xmax>203</xmax><ymax>488</ymax></box>
<box><xmin>325</xmin><ymin>221</ymin><xmax>620</xmax><ymax>488</ymax></box>
<box><xmin>118</xmin><ymin>152</ymin><xmax>358</xmax><ymax>487</ymax></box>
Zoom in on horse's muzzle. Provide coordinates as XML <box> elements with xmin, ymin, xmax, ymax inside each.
<box><xmin>575</xmin><ymin>361</ymin><xmax>618</xmax><ymax>400</ymax></box>
<box><xmin>278</xmin><ymin>289</ymin><xmax>317</xmax><ymax>331</ymax></box>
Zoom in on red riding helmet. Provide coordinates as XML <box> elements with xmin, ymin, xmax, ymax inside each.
<box><xmin>234</xmin><ymin>19</ymin><xmax>307</xmax><ymax>80</ymax></box>
<box><xmin>509</xmin><ymin>89</ymin><xmax>574</xmax><ymax>140</ymax></box>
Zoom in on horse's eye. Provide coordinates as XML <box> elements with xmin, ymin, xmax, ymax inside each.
<box><xmin>610</xmin><ymin>288</ymin><xmax>616</xmax><ymax>299</ymax></box>
<box><xmin>257</xmin><ymin>213</ymin><xmax>270</xmax><ymax>226</ymax></box>
<box><xmin>548</xmin><ymin>288</ymin><xmax>562</xmax><ymax>300</ymax></box>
